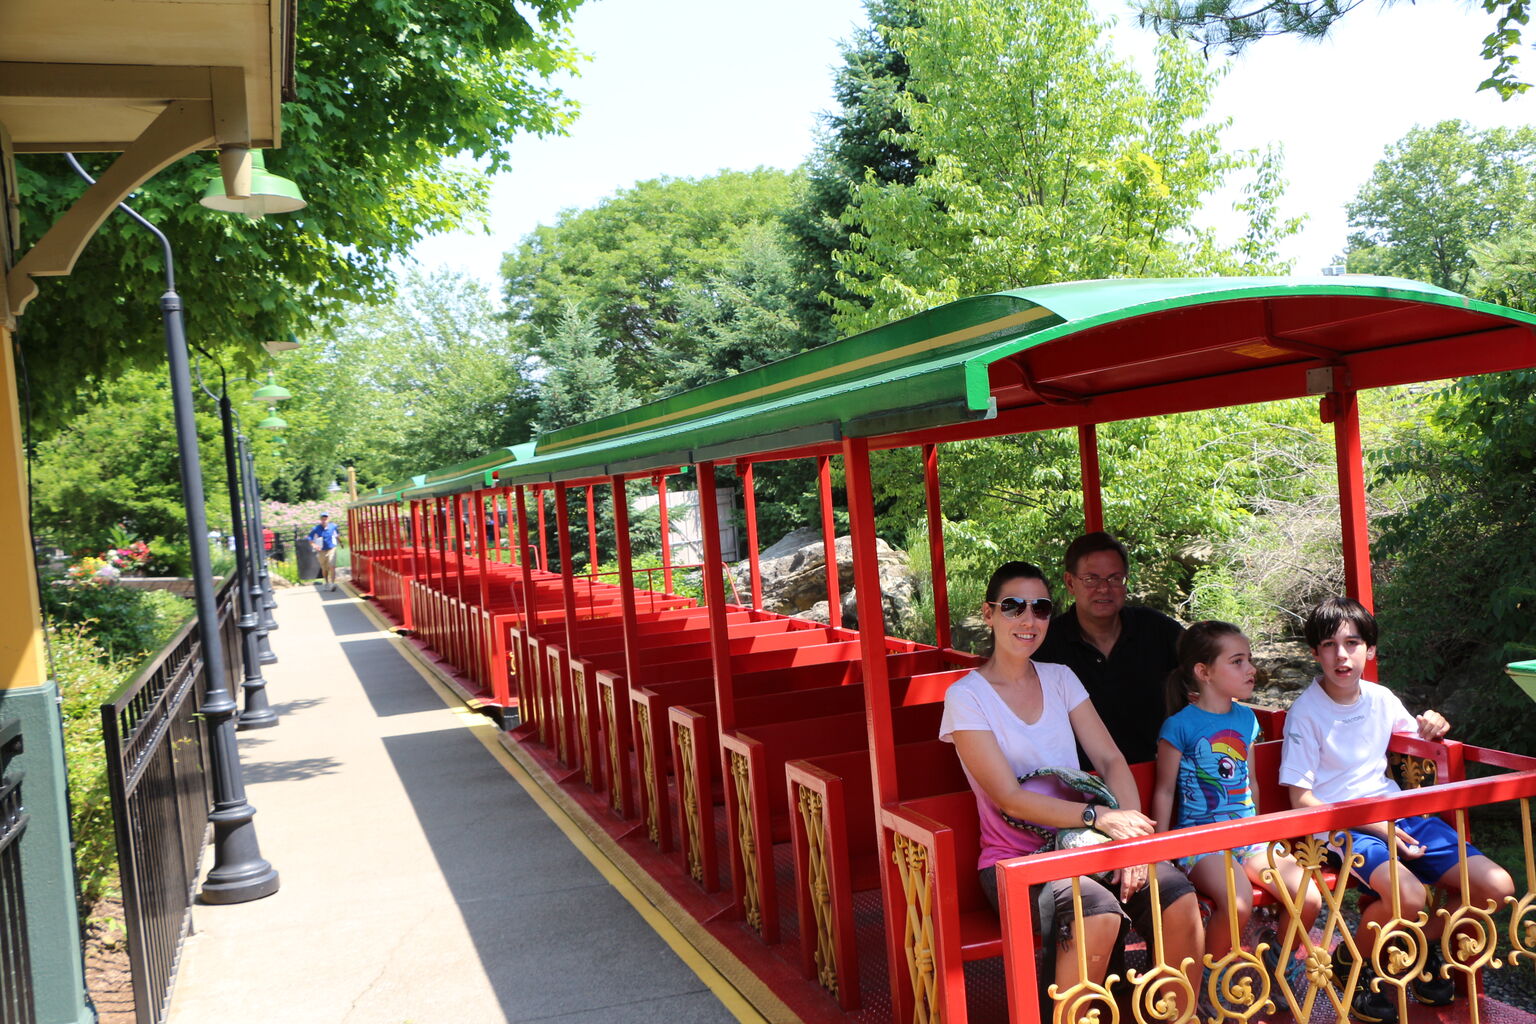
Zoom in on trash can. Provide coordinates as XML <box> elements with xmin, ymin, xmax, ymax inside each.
<box><xmin>292</xmin><ymin>530</ymin><xmax>321</xmax><ymax>580</ymax></box>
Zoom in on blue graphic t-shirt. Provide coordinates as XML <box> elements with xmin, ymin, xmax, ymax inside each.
<box><xmin>1158</xmin><ymin>703</ymin><xmax>1261</xmax><ymax>829</ymax></box>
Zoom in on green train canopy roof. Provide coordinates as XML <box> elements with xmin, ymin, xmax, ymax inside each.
<box><xmin>370</xmin><ymin>276</ymin><xmax>1536</xmax><ymax>502</ymax></box>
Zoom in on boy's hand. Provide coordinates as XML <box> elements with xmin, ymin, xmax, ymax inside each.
<box><xmin>1416</xmin><ymin>710</ymin><xmax>1449</xmax><ymax>741</ymax></box>
<box><xmin>1394</xmin><ymin>824</ymin><xmax>1426</xmax><ymax>860</ymax></box>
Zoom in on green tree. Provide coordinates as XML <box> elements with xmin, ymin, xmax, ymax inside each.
<box><xmin>783</xmin><ymin>0</ymin><xmax>926</xmax><ymax>339</ymax></box>
<box><xmin>1376</xmin><ymin>370</ymin><xmax>1536</xmax><ymax>750</ymax></box>
<box><xmin>500</xmin><ymin>169</ymin><xmax>804</xmax><ymax>393</ymax></box>
<box><xmin>29</xmin><ymin>368</ymin><xmax>224</xmax><ymax>555</ymax></box>
<box><xmin>15</xmin><ymin>0</ymin><xmax>584</xmax><ymax>428</ymax></box>
<box><xmin>1133</xmin><ymin>0</ymin><xmax>1532</xmax><ymax>99</ymax></box>
<box><xmin>534</xmin><ymin>301</ymin><xmax>637</xmax><ymax>433</ymax></box>
<box><xmin>662</xmin><ymin>222</ymin><xmax>811</xmax><ymax>393</ymax></box>
<box><xmin>1335</xmin><ymin>122</ymin><xmax>1536</xmax><ymax>747</ymax></box>
<box><xmin>1345</xmin><ymin>120</ymin><xmax>1536</xmax><ymax>292</ymax></box>
<box><xmin>831</xmin><ymin>0</ymin><xmax>1299</xmax><ymax>334</ymax></box>
<box><xmin>263</xmin><ymin>269</ymin><xmax>536</xmax><ymax>490</ymax></box>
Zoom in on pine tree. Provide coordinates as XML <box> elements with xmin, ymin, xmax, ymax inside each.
<box><xmin>534</xmin><ymin>302</ymin><xmax>637</xmax><ymax>433</ymax></box>
<box><xmin>782</xmin><ymin>0</ymin><xmax>926</xmax><ymax>341</ymax></box>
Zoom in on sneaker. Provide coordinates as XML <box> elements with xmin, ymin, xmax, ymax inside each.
<box><xmin>1259</xmin><ymin>928</ymin><xmax>1311</xmax><ymax>1001</ymax></box>
<box><xmin>1412</xmin><ymin>944</ymin><xmax>1455</xmax><ymax>1006</ymax></box>
<box><xmin>1333</xmin><ymin>943</ymin><xmax>1398</xmax><ymax>1024</ymax></box>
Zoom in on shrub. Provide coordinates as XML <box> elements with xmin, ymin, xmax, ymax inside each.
<box><xmin>40</xmin><ymin>581</ymin><xmax>192</xmax><ymax>659</ymax></box>
<box><xmin>50</xmin><ymin>625</ymin><xmax>135</xmax><ymax>910</ymax></box>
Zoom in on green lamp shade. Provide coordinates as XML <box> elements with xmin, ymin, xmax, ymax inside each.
<box><xmin>252</xmin><ymin>375</ymin><xmax>292</xmax><ymax>403</ymax></box>
<box><xmin>200</xmin><ymin>150</ymin><xmax>306</xmax><ymax>215</ymax></box>
<box><xmin>257</xmin><ymin>412</ymin><xmax>289</xmax><ymax>430</ymax></box>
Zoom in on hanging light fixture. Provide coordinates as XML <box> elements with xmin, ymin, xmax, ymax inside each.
<box><xmin>262</xmin><ymin>333</ymin><xmax>302</xmax><ymax>355</ymax></box>
<box><xmin>251</xmin><ymin>372</ymin><xmax>292</xmax><ymax>403</ymax></box>
<box><xmin>200</xmin><ymin>150</ymin><xmax>306</xmax><ymax>217</ymax></box>
<box><xmin>257</xmin><ymin>412</ymin><xmax>289</xmax><ymax>430</ymax></box>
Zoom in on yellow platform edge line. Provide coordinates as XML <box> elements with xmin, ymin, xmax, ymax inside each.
<box><xmin>341</xmin><ymin>583</ymin><xmax>798</xmax><ymax>1024</ymax></box>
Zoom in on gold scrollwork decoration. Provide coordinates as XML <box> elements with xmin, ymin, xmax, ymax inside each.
<box><xmin>636</xmin><ymin>704</ymin><xmax>660</xmax><ymax>844</ymax></box>
<box><xmin>729</xmin><ymin>752</ymin><xmax>762</xmax><ymax>931</ymax></box>
<box><xmin>575</xmin><ymin>668</ymin><xmax>594</xmax><ymax>787</ymax></box>
<box><xmin>675</xmin><ymin>724</ymin><xmax>704</xmax><ymax>882</ymax></box>
<box><xmin>602</xmin><ymin>686</ymin><xmax>623</xmax><ymax>814</ymax></box>
<box><xmin>1388</xmin><ymin>751</ymin><xmax>1437</xmax><ymax>790</ymax></box>
<box><xmin>796</xmin><ymin>786</ymin><xmax>838</xmax><ymax>994</ymax></box>
<box><xmin>892</xmin><ymin>834</ymin><xmax>940</xmax><ymax>1024</ymax></box>
<box><xmin>1126</xmin><ymin>959</ymin><xmax>1193</xmax><ymax>1024</ymax></box>
<box><xmin>1508</xmin><ymin>798</ymin><xmax>1536</xmax><ymax>968</ymax></box>
<box><xmin>552</xmin><ymin>653</ymin><xmax>569</xmax><ymax>763</ymax></box>
<box><xmin>1050</xmin><ymin>877</ymin><xmax>1122</xmax><ymax>1024</ymax></box>
<box><xmin>1200</xmin><ymin>954</ymin><xmax>1266</xmax><ymax>1023</ymax></box>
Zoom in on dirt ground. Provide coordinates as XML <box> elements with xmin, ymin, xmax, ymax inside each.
<box><xmin>84</xmin><ymin>898</ymin><xmax>135</xmax><ymax>1024</ymax></box>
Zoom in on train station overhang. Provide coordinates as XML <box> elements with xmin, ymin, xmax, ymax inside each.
<box><xmin>1</xmin><ymin>0</ymin><xmax>295</xmax><ymax>323</ymax></box>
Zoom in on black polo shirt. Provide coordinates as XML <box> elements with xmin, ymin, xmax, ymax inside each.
<box><xmin>1035</xmin><ymin>605</ymin><xmax>1183</xmax><ymax>766</ymax></box>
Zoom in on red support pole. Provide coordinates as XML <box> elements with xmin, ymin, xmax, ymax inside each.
<box><xmin>536</xmin><ymin>487</ymin><xmax>550</xmax><ymax>572</ymax></box>
<box><xmin>586</xmin><ymin>485</ymin><xmax>600</xmax><ymax>577</ymax></box>
<box><xmin>739</xmin><ymin>459</ymin><xmax>762</xmax><ymax>610</ymax></box>
<box><xmin>409</xmin><ymin>501</ymin><xmax>422</xmax><ymax>580</ymax></box>
<box><xmin>922</xmin><ymin>443</ymin><xmax>952</xmax><ymax>651</ymax></box>
<box><xmin>1078</xmin><ymin>423</ymin><xmax>1104</xmax><ymax>534</ymax></box>
<box><xmin>818</xmin><ymin>454</ymin><xmax>843</xmax><ymax>628</ymax></box>
<box><xmin>555</xmin><ymin>483</ymin><xmax>581</xmax><ymax>771</ymax></box>
<box><xmin>611</xmin><ymin>475</ymin><xmax>642</xmax><ymax>818</ymax></box>
<box><xmin>452</xmin><ymin>494</ymin><xmax>466</xmax><ymax>606</ymax></box>
<box><xmin>696</xmin><ymin>463</ymin><xmax>736</xmax><ymax>731</ymax></box>
<box><xmin>1330</xmin><ymin>388</ymin><xmax>1375</xmax><ymax>614</ymax></box>
<box><xmin>654</xmin><ymin>472</ymin><xmax>674</xmax><ymax>594</ymax></box>
<box><xmin>514</xmin><ymin>485</ymin><xmax>539</xmax><ymax>725</ymax></box>
<box><xmin>844</xmin><ymin>436</ymin><xmax>907</xmax><ymax>1014</ymax></box>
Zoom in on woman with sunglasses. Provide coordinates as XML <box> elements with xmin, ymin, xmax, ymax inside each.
<box><xmin>940</xmin><ymin>560</ymin><xmax>1202</xmax><ymax>1004</ymax></box>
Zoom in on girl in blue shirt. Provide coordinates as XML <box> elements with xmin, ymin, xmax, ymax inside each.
<box><xmin>1151</xmin><ymin>622</ymin><xmax>1320</xmax><ymax>989</ymax></box>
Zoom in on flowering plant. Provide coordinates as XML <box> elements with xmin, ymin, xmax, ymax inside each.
<box><xmin>66</xmin><ymin>541</ymin><xmax>153</xmax><ymax>585</ymax></box>
<box><xmin>262</xmin><ymin>499</ymin><xmax>348</xmax><ymax>532</ymax></box>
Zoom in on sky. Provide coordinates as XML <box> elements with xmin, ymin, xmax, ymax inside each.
<box><xmin>409</xmin><ymin>0</ymin><xmax>1534</xmax><ymax>292</ymax></box>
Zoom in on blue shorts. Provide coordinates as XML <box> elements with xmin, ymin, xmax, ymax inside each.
<box><xmin>1337</xmin><ymin>815</ymin><xmax>1481</xmax><ymax>888</ymax></box>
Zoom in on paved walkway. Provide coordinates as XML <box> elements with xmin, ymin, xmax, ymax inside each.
<box><xmin>167</xmin><ymin>582</ymin><xmax>739</xmax><ymax>1024</ymax></box>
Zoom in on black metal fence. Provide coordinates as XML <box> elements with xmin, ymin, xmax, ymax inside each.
<box><xmin>101</xmin><ymin>577</ymin><xmax>239</xmax><ymax>1024</ymax></box>
<box><xmin>0</xmin><ymin>716</ymin><xmax>35</xmax><ymax>1024</ymax></box>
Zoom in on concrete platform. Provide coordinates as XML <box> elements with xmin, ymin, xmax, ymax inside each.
<box><xmin>166</xmin><ymin>582</ymin><xmax>743</xmax><ymax>1024</ymax></box>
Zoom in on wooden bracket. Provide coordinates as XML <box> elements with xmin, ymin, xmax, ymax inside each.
<box><xmin>5</xmin><ymin>99</ymin><xmax>217</xmax><ymax>318</ymax></box>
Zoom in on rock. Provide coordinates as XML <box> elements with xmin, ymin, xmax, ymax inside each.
<box><xmin>1251</xmin><ymin>638</ymin><xmax>1315</xmax><ymax>694</ymax></box>
<box><xmin>734</xmin><ymin>531</ymin><xmax>916</xmax><ymax>633</ymax></box>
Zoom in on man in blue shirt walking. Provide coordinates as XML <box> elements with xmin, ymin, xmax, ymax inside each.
<box><xmin>308</xmin><ymin>513</ymin><xmax>341</xmax><ymax>591</ymax></box>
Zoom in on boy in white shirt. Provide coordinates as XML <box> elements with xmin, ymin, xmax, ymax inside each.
<box><xmin>1279</xmin><ymin>596</ymin><xmax>1515</xmax><ymax>1023</ymax></box>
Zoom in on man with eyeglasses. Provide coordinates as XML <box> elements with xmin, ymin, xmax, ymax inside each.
<box><xmin>1034</xmin><ymin>531</ymin><xmax>1183</xmax><ymax>765</ymax></box>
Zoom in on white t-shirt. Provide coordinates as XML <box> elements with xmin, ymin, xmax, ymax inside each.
<box><xmin>939</xmin><ymin>664</ymin><xmax>1090</xmax><ymax>868</ymax></box>
<box><xmin>1278</xmin><ymin>678</ymin><xmax>1419</xmax><ymax>804</ymax></box>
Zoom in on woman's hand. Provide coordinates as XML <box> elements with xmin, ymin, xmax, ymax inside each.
<box><xmin>1113</xmin><ymin>863</ymin><xmax>1149</xmax><ymax>902</ymax></box>
<box><xmin>1094</xmin><ymin>808</ymin><xmax>1155</xmax><ymax>841</ymax></box>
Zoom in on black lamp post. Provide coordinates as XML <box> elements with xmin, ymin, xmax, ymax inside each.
<box><xmin>65</xmin><ymin>154</ymin><xmax>279</xmax><ymax>903</ymax></box>
<box><xmin>246</xmin><ymin>436</ymin><xmax>280</xmax><ymax>664</ymax></box>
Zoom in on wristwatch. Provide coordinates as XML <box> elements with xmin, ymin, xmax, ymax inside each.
<box><xmin>1081</xmin><ymin>804</ymin><xmax>1098</xmax><ymax>828</ymax></box>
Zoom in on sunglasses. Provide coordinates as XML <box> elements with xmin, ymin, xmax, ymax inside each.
<box><xmin>987</xmin><ymin>597</ymin><xmax>1054</xmax><ymax>619</ymax></box>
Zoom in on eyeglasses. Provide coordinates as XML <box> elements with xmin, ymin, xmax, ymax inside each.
<box><xmin>987</xmin><ymin>597</ymin><xmax>1055</xmax><ymax>619</ymax></box>
<box><xmin>1073</xmin><ymin>573</ymin><xmax>1128</xmax><ymax>590</ymax></box>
